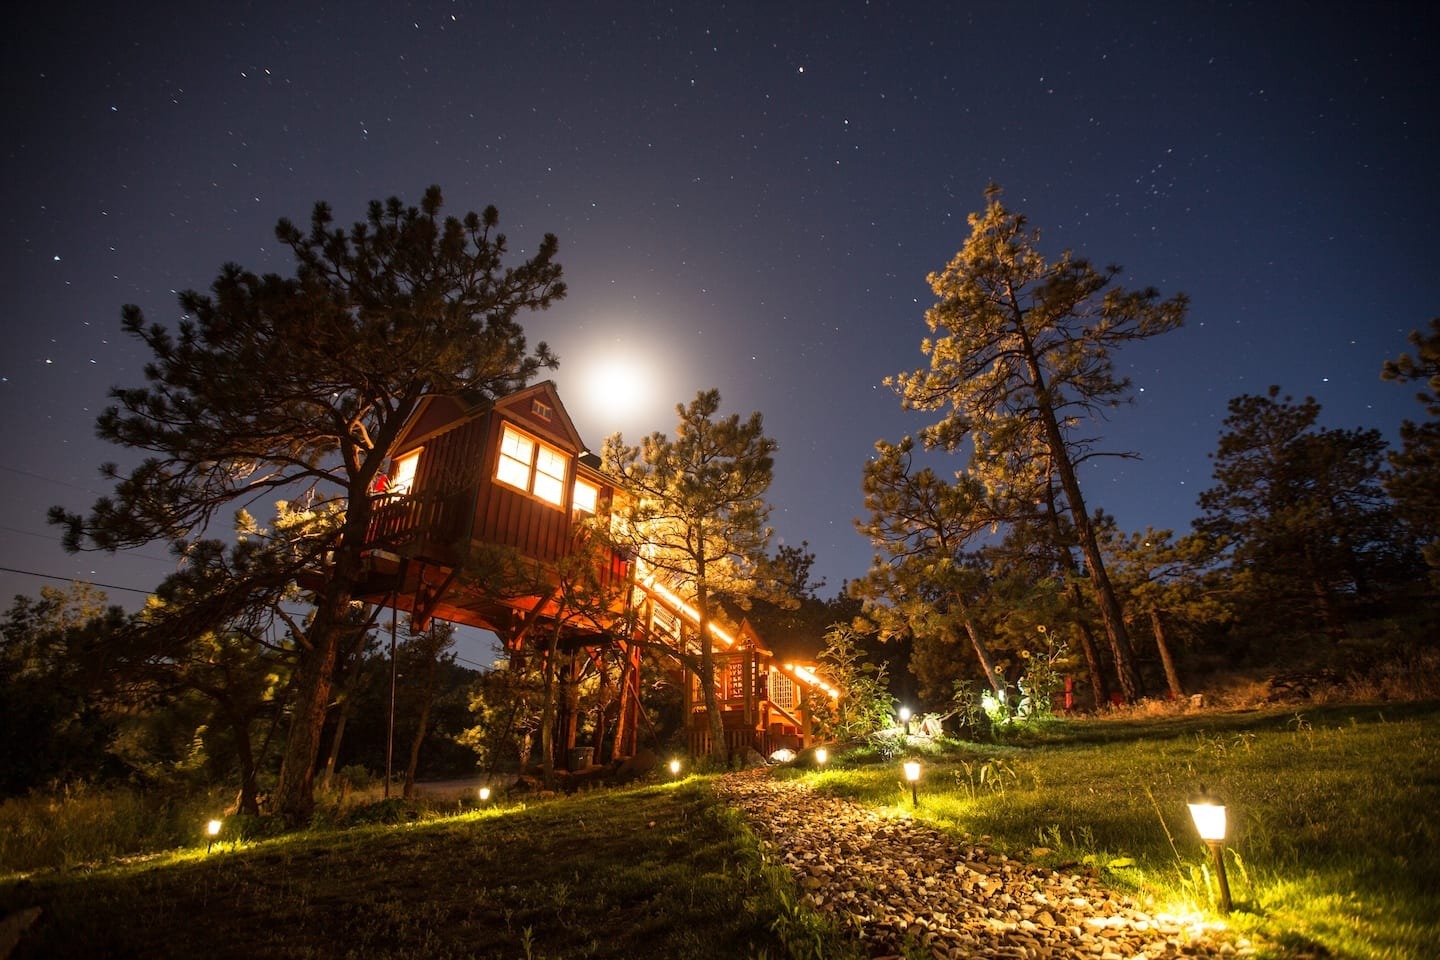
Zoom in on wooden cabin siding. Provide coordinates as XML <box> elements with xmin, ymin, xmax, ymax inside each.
<box><xmin>366</xmin><ymin>416</ymin><xmax>488</xmax><ymax>563</ymax></box>
<box><xmin>471</xmin><ymin>415</ymin><xmax>575</xmax><ymax>564</ymax></box>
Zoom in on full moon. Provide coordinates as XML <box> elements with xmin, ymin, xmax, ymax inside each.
<box><xmin>582</xmin><ymin>353</ymin><xmax>653</xmax><ymax>426</ymax></box>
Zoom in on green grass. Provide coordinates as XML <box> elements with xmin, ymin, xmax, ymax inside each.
<box><xmin>0</xmin><ymin>779</ymin><xmax>856</xmax><ymax>960</ymax></box>
<box><xmin>789</xmin><ymin>701</ymin><xmax>1440</xmax><ymax>960</ymax></box>
<box><xmin>4</xmin><ymin>704</ymin><xmax>1434</xmax><ymax>959</ymax></box>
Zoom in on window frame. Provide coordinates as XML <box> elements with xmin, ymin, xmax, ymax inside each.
<box><xmin>495</xmin><ymin>423</ymin><xmax>570</xmax><ymax>509</ymax></box>
<box><xmin>388</xmin><ymin>448</ymin><xmax>422</xmax><ymax>495</ymax></box>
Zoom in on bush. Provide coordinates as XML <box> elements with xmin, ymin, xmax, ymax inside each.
<box><xmin>0</xmin><ymin>783</ymin><xmax>227</xmax><ymax>874</ymax></box>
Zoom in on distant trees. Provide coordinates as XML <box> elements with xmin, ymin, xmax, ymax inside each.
<box><xmin>0</xmin><ymin>586</ymin><xmax>131</xmax><ymax>795</ymax></box>
<box><xmin>883</xmin><ymin>186</ymin><xmax>1187</xmax><ymax>703</ymax></box>
<box><xmin>52</xmin><ymin>186</ymin><xmax>565</xmax><ymax>823</ymax></box>
<box><xmin>602</xmin><ymin>389</ymin><xmax>776</xmax><ymax>764</ymax></box>
<box><xmin>1383</xmin><ymin>318</ymin><xmax>1440</xmax><ymax>577</ymax></box>
<box><xmin>1195</xmin><ymin>386</ymin><xmax>1398</xmax><ymax>640</ymax></box>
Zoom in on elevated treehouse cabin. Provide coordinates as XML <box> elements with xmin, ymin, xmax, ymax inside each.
<box><xmin>346</xmin><ymin>382</ymin><xmax>836</xmax><ymax>766</ymax></box>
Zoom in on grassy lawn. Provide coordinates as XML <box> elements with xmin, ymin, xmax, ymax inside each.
<box><xmin>0</xmin><ymin>779</ymin><xmax>848</xmax><ymax>960</ymax></box>
<box><xmin>791</xmin><ymin>700</ymin><xmax>1440</xmax><ymax>960</ymax></box>
<box><xmin>3</xmin><ymin>702</ymin><xmax>1434</xmax><ymax>959</ymax></box>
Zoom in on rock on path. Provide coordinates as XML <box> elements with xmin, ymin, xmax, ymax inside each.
<box><xmin>714</xmin><ymin>769</ymin><xmax>1241</xmax><ymax>960</ymax></box>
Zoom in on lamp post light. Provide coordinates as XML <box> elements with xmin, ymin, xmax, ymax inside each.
<box><xmin>205</xmin><ymin>818</ymin><xmax>223</xmax><ymax>854</ymax></box>
<box><xmin>903</xmin><ymin>760</ymin><xmax>921</xmax><ymax>807</ymax></box>
<box><xmin>814</xmin><ymin>747</ymin><xmax>828</xmax><ymax>767</ymax></box>
<box><xmin>669</xmin><ymin>758</ymin><xmax>682</xmax><ymax>779</ymax></box>
<box><xmin>1188</xmin><ymin>790</ymin><xmax>1232</xmax><ymax>913</ymax></box>
<box><xmin>899</xmin><ymin>705</ymin><xmax>912</xmax><ymax>736</ymax></box>
<box><xmin>478</xmin><ymin>786</ymin><xmax>492</xmax><ymax>804</ymax></box>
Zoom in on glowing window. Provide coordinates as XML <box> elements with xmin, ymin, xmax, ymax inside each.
<box><xmin>533</xmin><ymin>444</ymin><xmax>567</xmax><ymax>506</ymax></box>
<box><xmin>390</xmin><ymin>450</ymin><xmax>421</xmax><ymax>494</ymax></box>
<box><xmin>771</xmin><ymin>671</ymin><xmax>796</xmax><ymax>711</ymax></box>
<box><xmin>726</xmin><ymin>660</ymin><xmax>745</xmax><ymax>699</ymax></box>
<box><xmin>573</xmin><ymin>478</ymin><xmax>599</xmax><ymax>515</ymax></box>
<box><xmin>497</xmin><ymin>427</ymin><xmax>534</xmax><ymax>490</ymax></box>
<box><xmin>495</xmin><ymin>424</ymin><xmax>569</xmax><ymax>509</ymax></box>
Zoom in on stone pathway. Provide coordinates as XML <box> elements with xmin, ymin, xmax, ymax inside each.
<box><xmin>714</xmin><ymin>769</ymin><xmax>1245</xmax><ymax>960</ymax></box>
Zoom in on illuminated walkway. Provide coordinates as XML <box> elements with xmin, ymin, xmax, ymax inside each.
<box><xmin>714</xmin><ymin>769</ymin><xmax>1241</xmax><ymax>960</ymax></box>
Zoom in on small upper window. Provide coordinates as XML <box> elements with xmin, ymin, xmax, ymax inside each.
<box><xmin>531</xmin><ymin>399</ymin><xmax>553</xmax><ymax>421</ymax></box>
<box><xmin>495</xmin><ymin>424</ymin><xmax>569</xmax><ymax>508</ymax></box>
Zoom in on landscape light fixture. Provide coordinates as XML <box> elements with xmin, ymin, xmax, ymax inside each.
<box><xmin>899</xmin><ymin>705</ymin><xmax>912</xmax><ymax>736</ymax></box>
<box><xmin>478</xmin><ymin>786</ymin><xmax>492</xmax><ymax>804</ymax></box>
<box><xmin>814</xmin><ymin>747</ymin><xmax>828</xmax><ymax>767</ymax></box>
<box><xmin>903</xmin><ymin>760</ymin><xmax>921</xmax><ymax>807</ymax></box>
<box><xmin>206</xmin><ymin>818</ymin><xmax>222</xmax><ymax>854</ymax></box>
<box><xmin>669</xmin><ymin>758</ymin><xmax>682</xmax><ymax>778</ymax></box>
<box><xmin>1187</xmin><ymin>789</ymin><xmax>1232</xmax><ymax>913</ymax></box>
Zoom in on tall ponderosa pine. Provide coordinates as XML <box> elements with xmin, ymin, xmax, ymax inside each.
<box><xmin>52</xmin><ymin>186</ymin><xmax>564</xmax><ymax>822</ymax></box>
<box><xmin>889</xmin><ymin>186</ymin><xmax>1187</xmax><ymax>702</ymax></box>
<box><xmin>602</xmin><ymin>389</ymin><xmax>775</xmax><ymax>764</ymax></box>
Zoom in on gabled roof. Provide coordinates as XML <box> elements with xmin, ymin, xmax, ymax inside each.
<box><xmin>393</xmin><ymin>380</ymin><xmax>590</xmax><ymax>457</ymax></box>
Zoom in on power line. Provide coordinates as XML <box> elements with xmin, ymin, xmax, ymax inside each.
<box><xmin>0</xmin><ymin>564</ymin><xmax>155</xmax><ymax>596</ymax></box>
<box><xmin>0</xmin><ymin>463</ymin><xmax>105</xmax><ymax>495</ymax></box>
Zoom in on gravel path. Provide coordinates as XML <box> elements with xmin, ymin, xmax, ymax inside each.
<box><xmin>714</xmin><ymin>769</ymin><xmax>1245</xmax><ymax>960</ymax></box>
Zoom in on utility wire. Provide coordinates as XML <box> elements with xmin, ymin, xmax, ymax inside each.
<box><xmin>0</xmin><ymin>564</ymin><xmax>155</xmax><ymax>596</ymax></box>
<box><xmin>0</xmin><ymin>564</ymin><xmax>494</xmax><ymax>671</ymax></box>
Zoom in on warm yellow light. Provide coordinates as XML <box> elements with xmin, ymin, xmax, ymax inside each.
<box><xmin>790</xmin><ymin>664</ymin><xmax>840</xmax><ymax>699</ymax></box>
<box><xmin>903</xmin><ymin>760</ymin><xmax>921</xmax><ymax>783</ymax></box>
<box><xmin>815</xmin><ymin>747</ymin><xmax>828</xmax><ymax>765</ymax></box>
<box><xmin>669</xmin><ymin>759</ymin><xmax>682</xmax><ymax>776</ymax></box>
<box><xmin>207</xmin><ymin>819</ymin><xmax>223</xmax><ymax>837</ymax></box>
<box><xmin>478</xmin><ymin>786</ymin><xmax>492</xmax><ymax>802</ymax></box>
<box><xmin>635</xmin><ymin>561</ymin><xmax>736</xmax><ymax>648</ymax></box>
<box><xmin>1188</xmin><ymin>799</ymin><xmax>1227</xmax><ymax>842</ymax></box>
<box><xmin>899</xmin><ymin>706</ymin><xmax>912</xmax><ymax>722</ymax></box>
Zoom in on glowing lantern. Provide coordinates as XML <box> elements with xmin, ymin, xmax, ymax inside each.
<box><xmin>669</xmin><ymin>758</ymin><xmax>682</xmax><ymax>778</ymax></box>
<box><xmin>205</xmin><ymin>818</ymin><xmax>222</xmax><ymax>853</ymax></box>
<box><xmin>1188</xmin><ymin>790</ymin><xmax>1232</xmax><ymax>913</ymax></box>
<box><xmin>814</xmin><ymin>747</ymin><xmax>828</xmax><ymax>766</ymax></box>
<box><xmin>478</xmin><ymin>786</ymin><xmax>492</xmax><ymax>803</ymax></box>
<box><xmin>903</xmin><ymin>760</ymin><xmax>921</xmax><ymax>807</ymax></box>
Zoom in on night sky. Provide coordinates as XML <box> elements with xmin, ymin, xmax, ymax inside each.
<box><xmin>3</xmin><ymin>3</ymin><xmax>1436</xmax><ymax>650</ymax></box>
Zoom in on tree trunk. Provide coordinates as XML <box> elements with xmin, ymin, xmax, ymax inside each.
<box><xmin>229</xmin><ymin>709</ymin><xmax>260</xmax><ymax>816</ymax></box>
<box><xmin>593</xmin><ymin>648</ymin><xmax>611</xmax><ymax>760</ymax></box>
<box><xmin>538</xmin><ymin>622</ymin><xmax>562</xmax><ymax>786</ymax></box>
<box><xmin>274</xmin><ymin>617</ymin><xmax>343</xmax><ymax>825</ymax></box>
<box><xmin>696</xmin><ymin>581</ymin><xmax>728</xmax><ymax>765</ymax></box>
<box><xmin>1149</xmin><ymin>609</ymin><xmax>1185</xmax><ymax>700</ymax></box>
<box><xmin>956</xmin><ymin>615</ymin><xmax>1002</xmax><ymax>694</ymax></box>
<box><xmin>319</xmin><ymin>620</ymin><xmax>372</xmax><ymax>791</ymax></box>
<box><xmin>1066</xmin><ymin>583</ymin><xmax>1111</xmax><ymax>709</ymax></box>
<box><xmin>1022</xmin><ymin>354</ymin><xmax>1141</xmax><ymax>702</ymax></box>
<box><xmin>402</xmin><ymin>647</ymin><xmax>442</xmax><ymax>799</ymax></box>
<box><xmin>1041</xmin><ymin>484</ymin><xmax>1111</xmax><ymax>710</ymax></box>
<box><xmin>274</xmin><ymin>510</ymin><xmax>370</xmax><ymax>825</ymax></box>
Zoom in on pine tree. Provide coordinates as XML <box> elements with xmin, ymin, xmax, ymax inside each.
<box><xmin>852</xmin><ymin>436</ymin><xmax>1004</xmax><ymax>697</ymax></box>
<box><xmin>602</xmin><ymin>389</ymin><xmax>775</xmax><ymax>765</ymax></box>
<box><xmin>51</xmin><ymin>186</ymin><xmax>564</xmax><ymax>822</ymax></box>
<box><xmin>889</xmin><ymin>186</ymin><xmax>1187</xmax><ymax>702</ymax></box>
<box><xmin>1196</xmin><ymin>387</ymin><xmax>1394</xmax><ymax>641</ymax></box>
<box><xmin>1382</xmin><ymin>319</ymin><xmax>1440</xmax><ymax>577</ymax></box>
